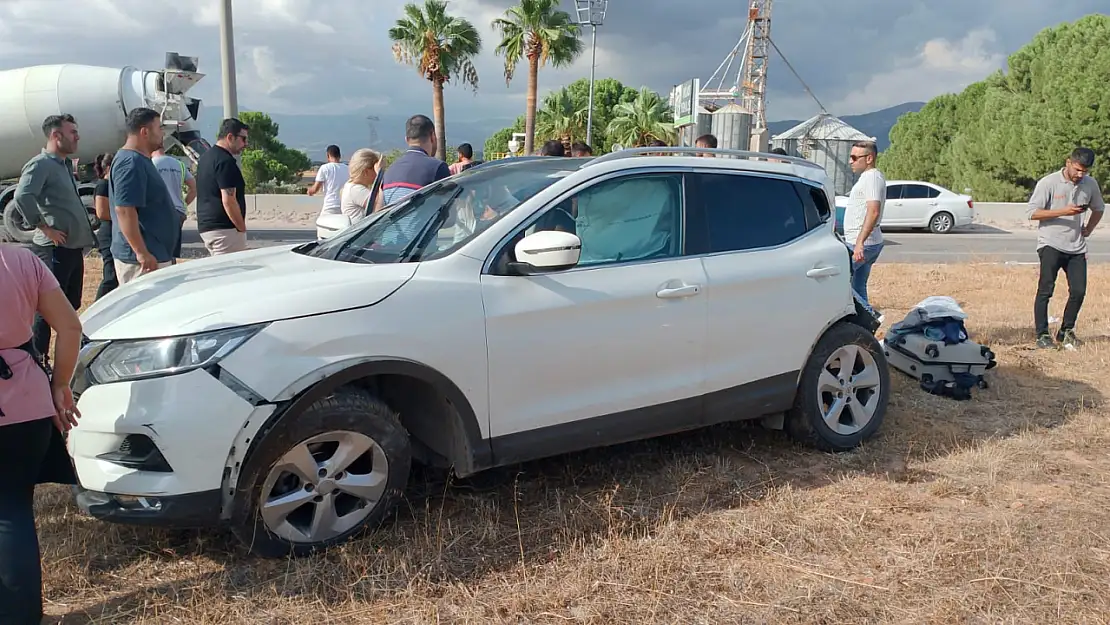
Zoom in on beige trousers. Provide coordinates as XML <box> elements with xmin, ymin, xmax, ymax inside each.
<box><xmin>114</xmin><ymin>259</ymin><xmax>174</xmax><ymax>285</ymax></box>
<box><xmin>199</xmin><ymin>229</ymin><xmax>248</xmax><ymax>256</ymax></box>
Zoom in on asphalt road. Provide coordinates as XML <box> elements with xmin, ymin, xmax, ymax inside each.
<box><xmin>180</xmin><ymin>227</ymin><xmax>1110</xmax><ymax>264</ymax></box>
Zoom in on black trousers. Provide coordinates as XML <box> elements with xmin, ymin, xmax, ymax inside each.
<box><xmin>94</xmin><ymin>222</ymin><xmax>118</xmax><ymax>300</ymax></box>
<box><xmin>0</xmin><ymin>417</ymin><xmax>53</xmax><ymax>625</ymax></box>
<box><xmin>28</xmin><ymin>245</ymin><xmax>83</xmax><ymax>359</ymax></box>
<box><xmin>1035</xmin><ymin>245</ymin><xmax>1087</xmax><ymax>337</ymax></box>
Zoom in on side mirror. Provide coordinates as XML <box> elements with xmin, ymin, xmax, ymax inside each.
<box><xmin>508</xmin><ymin>230</ymin><xmax>581</xmax><ymax>275</ymax></box>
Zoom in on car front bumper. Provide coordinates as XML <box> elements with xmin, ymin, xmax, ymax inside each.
<box><xmin>69</xmin><ymin>366</ymin><xmax>276</xmax><ymax>521</ymax></box>
<box><xmin>74</xmin><ymin>485</ymin><xmax>223</xmax><ymax>527</ymax></box>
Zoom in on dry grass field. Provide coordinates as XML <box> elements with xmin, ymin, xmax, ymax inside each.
<box><xmin>34</xmin><ymin>259</ymin><xmax>1110</xmax><ymax>624</ymax></box>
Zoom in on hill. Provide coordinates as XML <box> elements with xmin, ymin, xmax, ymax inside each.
<box><xmin>768</xmin><ymin>101</ymin><xmax>925</xmax><ymax>151</ymax></box>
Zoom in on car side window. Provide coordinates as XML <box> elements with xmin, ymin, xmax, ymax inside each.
<box><xmin>925</xmin><ymin>186</ymin><xmax>941</xmax><ymax>199</ymax></box>
<box><xmin>886</xmin><ymin>184</ymin><xmax>904</xmax><ymax>200</ymax></box>
<box><xmin>490</xmin><ymin>173</ymin><xmax>684</xmax><ymax>273</ymax></box>
<box><xmin>902</xmin><ymin>184</ymin><xmax>929</xmax><ymax>199</ymax></box>
<box><xmin>690</xmin><ymin>173</ymin><xmax>808</xmax><ymax>253</ymax></box>
<box><xmin>794</xmin><ymin>181</ymin><xmax>832</xmax><ymax>231</ymax></box>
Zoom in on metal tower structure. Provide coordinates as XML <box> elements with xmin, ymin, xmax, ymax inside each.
<box><xmin>699</xmin><ymin>0</ymin><xmax>773</xmax><ymax>130</ymax></box>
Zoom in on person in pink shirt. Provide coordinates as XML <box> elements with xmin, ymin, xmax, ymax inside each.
<box><xmin>0</xmin><ymin>243</ymin><xmax>83</xmax><ymax>625</ymax></box>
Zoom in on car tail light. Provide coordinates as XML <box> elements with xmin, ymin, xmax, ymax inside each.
<box><xmin>967</xmin><ymin>199</ymin><xmax>974</xmax><ymax>209</ymax></box>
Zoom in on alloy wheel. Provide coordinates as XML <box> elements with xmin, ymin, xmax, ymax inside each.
<box><xmin>258</xmin><ymin>431</ymin><xmax>390</xmax><ymax>544</ymax></box>
<box><xmin>816</xmin><ymin>344</ymin><xmax>883</xmax><ymax>436</ymax></box>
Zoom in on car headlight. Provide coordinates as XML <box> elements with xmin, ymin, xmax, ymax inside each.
<box><xmin>87</xmin><ymin>324</ymin><xmax>265</xmax><ymax>384</ymax></box>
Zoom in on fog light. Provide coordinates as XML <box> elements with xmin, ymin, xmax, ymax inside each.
<box><xmin>113</xmin><ymin>495</ymin><xmax>162</xmax><ymax>511</ymax></box>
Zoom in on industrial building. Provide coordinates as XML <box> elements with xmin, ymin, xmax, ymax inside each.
<box><xmin>771</xmin><ymin>113</ymin><xmax>876</xmax><ymax>196</ymax></box>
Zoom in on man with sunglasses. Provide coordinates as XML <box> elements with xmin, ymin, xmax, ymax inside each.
<box><xmin>842</xmin><ymin>140</ymin><xmax>887</xmax><ymax>304</ymax></box>
<box><xmin>196</xmin><ymin>118</ymin><xmax>250</xmax><ymax>255</ymax></box>
<box><xmin>1027</xmin><ymin>147</ymin><xmax>1104</xmax><ymax>349</ymax></box>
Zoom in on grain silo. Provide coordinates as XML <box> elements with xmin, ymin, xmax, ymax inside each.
<box><xmin>771</xmin><ymin>113</ymin><xmax>875</xmax><ymax>196</ymax></box>
<box><xmin>710</xmin><ymin>103</ymin><xmax>753</xmax><ymax>152</ymax></box>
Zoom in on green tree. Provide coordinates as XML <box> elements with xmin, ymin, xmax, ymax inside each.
<box><xmin>389</xmin><ymin>0</ymin><xmax>482</xmax><ymax>161</ymax></box>
<box><xmin>484</xmin><ymin>115</ymin><xmax>526</xmax><ymax>157</ymax></box>
<box><xmin>492</xmin><ymin>0</ymin><xmax>583</xmax><ymax>156</ymax></box>
<box><xmin>484</xmin><ymin>78</ymin><xmax>641</xmax><ymax>156</ymax></box>
<box><xmin>606</xmin><ymin>87</ymin><xmax>675</xmax><ymax>147</ymax></box>
<box><xmin>880</xmin><ymin>14</ymin><xmax>1110</xmax><ymax>201</ymax></box>
<box><xmin>536</xmin><ymin>87</ymin><xmax>586</xmax><ymax>147</ymax></box>
<box><xmin>237</xmin><ymin>111</ymin><xmax>311</xmax><ymax>192</ymax></box>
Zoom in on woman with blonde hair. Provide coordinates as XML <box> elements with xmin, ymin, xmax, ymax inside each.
<box><xmin>340</xmin><ymin>148</ymin><xmax>382</xmax><ymax>223</ymax></box>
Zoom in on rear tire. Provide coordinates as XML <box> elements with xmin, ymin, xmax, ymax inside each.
<box><xmin>3</xmin><ymin>201</ymin><xmax>36</xmax><ymax>244</ymax></box>
<box><xmin>787</xmin><ymin>322</ymin><xmax>890</xmax><ymax>452</ymax></box>
<box><xmin>231</xmin><ymin>388</ymin><xmax>411</xmax><ymax>558</ymax></box>
<box><xmin>929</xmin><ymin>211</ymin><xmax>954</xmax><ymax>234</ymax></box>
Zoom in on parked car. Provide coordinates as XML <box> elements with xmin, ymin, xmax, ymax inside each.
<box><xmin>835</xmin><ymin>180</ymin><xmax>975</xmax><ymax>234</ymax></box>
<box><xmin>68</xmin><ymin>148</ymin><xmax>888</xmax><ymax>557</ymax></box>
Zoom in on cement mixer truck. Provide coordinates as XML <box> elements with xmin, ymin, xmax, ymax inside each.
<box><xmin>0</xmin><ymin>53</ymin><xmax>211</xmax><ymax>243</ymax></box>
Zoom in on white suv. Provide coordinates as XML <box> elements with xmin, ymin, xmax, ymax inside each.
<box><xmin>69</xmin><ymin>148</ymin><xmax>889</xmax><ymax>557</ymax></box>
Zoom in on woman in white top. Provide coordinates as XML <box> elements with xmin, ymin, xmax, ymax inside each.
<box><xmin>339</xmin><ymin>148</ymin><xmax>383</xmax><ymax>224</ymax></box>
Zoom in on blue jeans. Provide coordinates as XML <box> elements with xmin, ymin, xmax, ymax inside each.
<box><xmin>0</xmin><ymin>417</ymin><xmax>52</xmax><ymax>625</ymax></box>
<box><xmin>847</xmin><ymin>242</ymin><xmax>884</xmax><ymax>305</ymax></box>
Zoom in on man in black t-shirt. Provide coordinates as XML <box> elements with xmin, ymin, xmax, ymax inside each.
<box><xmin>196</xmin><ymin>118</ymin><xmax>249</xmax><ymax>255</ymax></box>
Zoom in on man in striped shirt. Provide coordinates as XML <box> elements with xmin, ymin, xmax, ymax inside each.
<box><xmin>375</xmin><ymin>115</ymin><xmax>451</xmax><ymax>212</ymax></box>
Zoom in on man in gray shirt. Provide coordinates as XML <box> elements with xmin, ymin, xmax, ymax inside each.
<box><xmin>151</xmin><ymin>147</ymin><xmax>197</xmax><ymax>263</ymax></box>
<box><xmin>13</xmin><ymin>113</ymin><xmax>96</xmax><ymax>359</ymax></box>
<box><xmin>1027</xmin><ymin>147</ymin><xmax>1104</xmax><ymax>349</ymax></box>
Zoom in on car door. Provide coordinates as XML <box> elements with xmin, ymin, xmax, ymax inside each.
<box><xmin>686</xmin><ymin>171</ymin><xmax>851</xmax><ymax>425</ymax></box>
<box><xmin>895</xmin><ymin>183</ymin><xmax>937</xmax><ymax>227</ymax></box>
<box><xmin>880</xmin><ymin>183</ymin><xmax>907</xmax><ymax>225</ymax></box>
<box><xmin>480</xmin><ymin>172</ymin><xmax>708</xmax><ymax>461</ymax></box>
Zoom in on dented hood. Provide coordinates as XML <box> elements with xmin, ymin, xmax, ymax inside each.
<box><xmin>81</xmin><ymin>245</ymin><xmax>417</xmax><ymax>340</ymax></box>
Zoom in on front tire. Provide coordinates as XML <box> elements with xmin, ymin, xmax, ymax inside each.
<box><xmin>929</xmin><ymin>211</ymin><xmax>954</xmax><ymax>234</ymax></box>
<box><xmin>231</xmin><ymin>388</ymin><xmax>411</xmax><ymax>558</ymax></box>
<box><xmin>787</xmin><ymin>322</ymin><xmax>890</xmax><ymax>452</ymax></box>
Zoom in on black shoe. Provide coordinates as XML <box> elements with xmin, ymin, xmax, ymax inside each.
<box><xmin>1057</xmin><ymin>329</ymin><xmax>1083</xmax><ymax>350</ymax></box>
<box><xmin>1036</xmin><ymin>334</ymin><xmax>1055</xmax><ymax>349</ymax></box>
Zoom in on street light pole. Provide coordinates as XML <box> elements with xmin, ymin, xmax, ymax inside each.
<box><xmin>576</xmin><ymin>0</ymin><xmax>607</xmax><ymax>149</ymax></box>
<box><xmin>219</xmin><ymin>0</ymin><xmax>239</xmax><ymax>119</ymax></box>
<box><xmin>586</xmin><ymin>24</ymin><xmax>597</xmax><ymax>146</ymax></box>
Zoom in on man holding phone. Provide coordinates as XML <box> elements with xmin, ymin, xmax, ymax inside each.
<box><xmin>1027</xmin><ymin>147</ymin><xmax>1104</xmax><ymax>349</ymax></box>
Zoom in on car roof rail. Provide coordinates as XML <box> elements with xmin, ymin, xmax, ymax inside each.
<box><xmin>586</xmin><ymin>146</ymin><xmax>824</xmax><ymax>170</ymax></box>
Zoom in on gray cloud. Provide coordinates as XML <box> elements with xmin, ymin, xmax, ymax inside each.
<box><xmin>0</xmin><ymin>0</ymin><xmax>1103</xmax><ymax>137</ymax></box>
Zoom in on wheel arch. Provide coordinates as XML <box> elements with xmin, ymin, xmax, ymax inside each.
<box><xmin>220</xmin><ymin>358</ymin><xmax>491</xmax><ymax>518</ymax></box>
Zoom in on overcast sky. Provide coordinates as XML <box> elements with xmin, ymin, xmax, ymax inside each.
<box><xmin>0</xmin><ymin>0</ymin><xmax>1103</xmax><ymax>127</ymax></box>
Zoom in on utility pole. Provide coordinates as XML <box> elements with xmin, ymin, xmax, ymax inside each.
<box><xmin>219</xmin><ymin>0</ymin><xmax>239</xmax><ymax>119</ymax></box>
<box><xmin>576</xmin><ymin>0</ymin><xmax>608</xmax><ymax>148</ymax></box>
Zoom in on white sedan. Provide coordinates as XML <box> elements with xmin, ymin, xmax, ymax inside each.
<box><xmin>836</xmin><ymin>180</ymin><xmax>975</xmax><ymax>234</ymax></box>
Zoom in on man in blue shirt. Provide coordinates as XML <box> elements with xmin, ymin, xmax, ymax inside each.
<box><xmin>375</xmin><ymin>114</ymin><xmax>451</xmax><ymax>211</ymax></box>
<box><xmin>110</xmin><ymin>107</ymin><xmax>179</xmax><ymax>284</ymax></box>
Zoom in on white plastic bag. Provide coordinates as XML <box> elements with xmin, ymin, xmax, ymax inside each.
<box><xmin>911</xmin><ymin>296</ymin><xmax>968</xmax><ymax>321</ymax></box>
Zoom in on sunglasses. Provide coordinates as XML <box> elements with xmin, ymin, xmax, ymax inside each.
<box><xmin>849</xmin><ymin>154</ymin><xmax>869</xmax><ymax>162</ymax></box>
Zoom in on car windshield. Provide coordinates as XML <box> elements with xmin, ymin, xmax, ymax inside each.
<box><xmin>298</xmin><ymin>159</ymin><xmax>578</xmax><ymax>264</ymax></box>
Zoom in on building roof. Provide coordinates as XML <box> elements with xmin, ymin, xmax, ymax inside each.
<box><xmin>772</xmin><ymin>113</ymin><xmax>874</xmax><ymax>141</ymax></box>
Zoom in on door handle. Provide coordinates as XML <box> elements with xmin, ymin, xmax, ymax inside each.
<box><xmin>656</xmin><ymin>284</ymin><xmax>701</xmax><ymax>299</ymax></box>
<box><xmin>806</xmin><ymin>265</ymin><xmax>841</xmax><ymax>279</ymax></box>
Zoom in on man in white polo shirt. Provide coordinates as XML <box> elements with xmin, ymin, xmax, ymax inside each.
<box><xmin>308</xmin><ymin>144</ymin><xmax>349</xmax><ymax>223</ymax></box>
<box><xmin>842</xmin><ymin>140</ymin><xmax>887</xmax><ymax>305</ymax></box>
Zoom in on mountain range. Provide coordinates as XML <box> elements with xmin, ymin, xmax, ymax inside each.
<box><xmin>195</xmin><ymin>101</ymin><xmax>925</xmax><ymax>161</ymax></box>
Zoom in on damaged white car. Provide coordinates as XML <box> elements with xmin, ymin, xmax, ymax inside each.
<box><xmin>69</xmin><ymin>148</ymin><xmax>888</xmax><ymax>557</ymax></box>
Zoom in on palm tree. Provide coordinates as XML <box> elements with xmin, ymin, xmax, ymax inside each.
<box><xmin>492</xmin><ymin>0</ymin><xmax>583</xmax><ymax>155</ymax></box>
<box><xmin>389</xmin><ymin>0</ymin><xmax>482</xmax><ymax>160</ymax></box>
<box><xmin>606</xmin><ymin>87</ymin><xmax>676</xmax><ymax>147</ymax></box>
<box><xmin>536</xmin><ymin>87</ymin><xmax>586</xmax><ymax>148</ymax></box>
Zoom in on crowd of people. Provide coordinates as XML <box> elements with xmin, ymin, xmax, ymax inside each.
<box><xmin>0</xmin><ymin>107</ymin><xmax>1106</xmax><ymax>623</ymax></box>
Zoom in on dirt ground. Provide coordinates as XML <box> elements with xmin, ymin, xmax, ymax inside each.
<box><xmin>34</xmin><ymin>260</ymin><xmax>1110</xmax><ymax>624</ymax></box>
